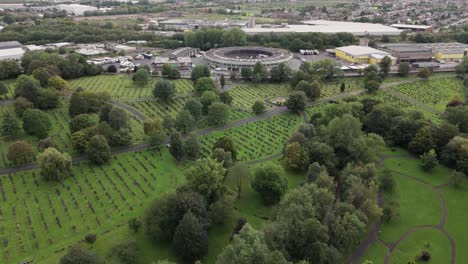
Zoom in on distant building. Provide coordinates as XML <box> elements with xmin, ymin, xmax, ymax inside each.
<box><xmin>335</xmin><ymin>45</ymin><xmax>396</xmax><ymax>65</ymax></box>
<box><xmin>0</xmin><ymin>41</ymin><xmax>24</xmax><ymax>61</ymax></box>
<box><xmin>390</xmin><ymin>24</ymin><xmax>433</xmax><ymax>32</ymax></box>
<box><xmin>379</xmin><ymin>42</ymin><xmax>468</xmax><ymax>62</ymax></box>
<box><xmin>153</xmin><ymin>56</ymin><xmax>192</xmax><ymax>70</ymax></box>
<box><xmin>243</xmin><ymin>20</ymin><xmax>403</xmax><ymax>36</ymax></box>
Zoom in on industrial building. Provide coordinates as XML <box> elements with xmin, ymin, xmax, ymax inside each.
<box><xmin>0</xmin><ymin>41</ymin><xmax>24</xmax><ymax>61</ymax></box>
<box><xmin>153</xmin><ymin>57</ymin><xmax>192</xmax><ymax>70</ymax></box>
<box><xmin>243</xmin><ymin>20</ymin><xmax>402</xmax><ymax>36</ymax></box>
<box><xmin>390</xmin><ymin>24</ymin><xmax>433</xmax><ymax>32</ymax></box>
<box><xmin>379</xmin><ymin>42</ymin><xmax>468</xmax><ymax>62</ymax></box>
<box><xmin>335</xmin><ymin>45</ymin><xmax>396</xmax><ymax>65</ymax></box>
<box><xmin>204</xmin><ymin>46</ymin><xmax>293</xmax><ymax>71</ymax></box>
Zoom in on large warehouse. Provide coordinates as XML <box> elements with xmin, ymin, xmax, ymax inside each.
<box><xmin>379</xmin><ymin>42</ymin><xmax>468</xmax><ymax>62</ymax></box>
<box><xmin>243</xmin><ymin>20</ymin><xmax>402</xmax><ymax>36</ymax></box>
<box><xmin>0</xmin><ymin>41</ymin><xmax>24</xmax><ymax>61</ymax></box>
<box><xmin>335</xmin><ymin>45</ymin><xmax>396</xmax><ymax>65</ymax></box>
<box><xmin>204</xmin><ymin>46</ymin><xmax>293</xmax><ymax>71</ymax></box>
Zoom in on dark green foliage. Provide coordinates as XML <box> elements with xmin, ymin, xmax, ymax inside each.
<box><xmin>128</xmin><ymin>218</ymin><xmax>142</xmax><ymax>233</ymax></box>
<box><xmin>70</xmin><ymin>114</ymin><xmax>96</xmax><ymax>133</ymax></box>
<box><xmin>420</xmin><ymin>149</ymin><xmax>438</xmax><ymax>171</ymax></box>
<box><xmin>60</xmin><ymin>247</ymin><xmax>101</xmax><ymax>264</ymax></box>
<box><xmin>252</xmin><ymin>62</ymin><xmax>267</xmax><ymax>83</ymax></box>
<box><xmin>378</xmin><ymin>56</ymin><xmax>392</xmax><ymax>76</ymax></box>
<box><xmin>175</xmin><ymin>110</ymin><xmax>195</xmax><ymax>134</ymax></box>
<box><xmin>0</xmin><ymin>82</ymin><xmax>8</xmax><ymax>96</ymax></box>
<box><xmin>37</xmin><ymin>147</ymin><xmax>72</xmax><ymax>182</ymax></box>
<box><xmin>194</xmin><ymin>77</ymin><xmax>216</xmax><ymax>93</ymax></box>
<box><xmin>398</xmin><ymin>62</ymin><xmax>411</xmax><ymax>77</ymax></box>
<box><xmin>252</xmin><ymin>100</ymin><xmax>266</xmax><ymax>115</ymax></box>
<box><xmin>69</xmin><ymin>90</ymin><xmax>110</xmax><ymax>117</ymax></box>
<box><xmin>0</xmin><ymin>60</ymin><xmax>21</xmax><ymax>80</ymax></box>
<box><xmin>86</xmin><ymin>135</ymin><xmax>111</xmax><ymax>165</ymax></box>
<box><xmin>191</xmin><ymin>65</ymin><xmax>210</xmax><ymax>81</ymax></box>
<box><xmin>417</xmin><ymin>67</ymin><xmax>432</xmax><ymax>79</ymax></box>
<box><xmin>213</xmin><ymin>135</ymin><xmax>237</xmax><ymax>160</ymax></box>
<box><xmin>153</xmin><ymin>79</ymin><xmax>176</xmax><ymax>102</ymax></box>
<box><xmin>251</xmin><ymin>164</ymin><xmax>288</xmax><ymax>205</ymax></box>
<box><xmin>208</xmin><ymin>102</ymin><xmax>230</xmax><ymax>125</ymax></box>
<box><xmin>37</xmin><ymin>137</ymin><xmax>57</xmax><ymax>152</ymax></box>
<box><xmin>85</xmin><ymin>233</ymin><xmax>97</xmax><ymax>245</ymax></box>
<box><xmin>200</xmin><ymin>90</ymin><xmax>220</xmax><ymax>114</ymax></box>
<box><xmin>285</xmin><ymin>91</ymin><xmax>307</xmax><ymax>114</ymax></box>
<box><xmin>108</xmin><ymin>107</ymin><xmax>129</xmax><ymax>130</ymax></box>
<box><xmin>14</xmin><ymin>75</ymin><xmax>40</xmax><ymax>105</ymax></box>
<box><xmin>169</xmin><ymin>132</ymin><xmax>184</xmax><ymax>161</ymax></box>
<box><xmin>241</xmin><ymin>67</ymin><xmax>252</xmax><ymax>80</ymax></box>
<box><xmin>22</xmin><ymin>109</ymin><xmax>51</xmax><ymax>139</ymax></box>
<box><xmin>184</xmin><ymin>99</ymin><xmax>202</xmax><ymax>120</ymax></box>
<box><xmin>1</xmin><ymin>111</ymin><xmax>20</xmax><ymax>140</ymax></box>
<box><xmin>7</xmin><ymin>140</ymin><xmax>35</xmax><ymax>166</ymax></box>
<box><xmin>380</xmin><ymin>169</ymin><xmax>395</xmax><ymax>192</ymax></box>
<box><xmin>270</xmin><ymin>63</ymin><xmax>292</xmax><ymax>83</ymax></box>
<box><xmin>173</xmin><ymin>211</ymin><xmax>209</xmax><ymax>262</ymax></box>
<box><xmin>212</xmin><ymin>148</ymin><xmax>233</xmax><ymax>168</ymax></box>
<box><xmin>364</xmin><ymin>80</ymin><xmax>380</xmax><ymax>93</ymax></box>
<box><xmin>184</xmin><ymin>134</ymin><xmax>200</xmax><ymax>161</ymax></box>
<box><xmin>408</xmin><ymin>126</ymin><xmax>435</xmax><ymax>155</ymax></box>
<box><xmin>107</xmin><ymin>240</ymin><xmax>140</xmax><ymax>264</ymax></box>
<box><xmin>220</xmin><ymin>91</ymin><xmax>233</xmax><ymax>105</ymax></box>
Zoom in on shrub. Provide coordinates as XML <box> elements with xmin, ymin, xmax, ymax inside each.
<box><xmin>251</xmin><ymin>164</ymin><xmax>288</xmax><ymax>205</ymax></box>
<box><xmin>85</xmin><ymin>233</ymin><xmax>97</xmax><ymax>245</ymax></box>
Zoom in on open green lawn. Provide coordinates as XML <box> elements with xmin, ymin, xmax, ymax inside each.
<box><xmin>0</xmin><ymin>148</ymin><xmax>184</xmax><ymax>264</ymax></box>
<box><xmin>390</xmin><ymin>77</ymin><xmax>465</xmax><ymax>112</ymax></box>
<box><xmin>361</xmin><ymin>149</ymin><xmax>463</xmax><ymax>264</ymax></box>
<box><xmin>389</xmin><ymin>229</ymin><xmax>451</xmax><ymax>264</ymax></box>
<box><xmin>199</xmin><ymin>113</ymin><xmax>302</xmax><ymax>161</ymax></box>
<box><xmin>68</xmin><ymin>75</ymin><xmax>194</xmax><ymax>99</ymax></box>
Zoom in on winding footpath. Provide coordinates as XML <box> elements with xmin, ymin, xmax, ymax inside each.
<box><xmin>348</xmin><ymin>155</ymin><xmax>457</xmax><ymax>264</ymax></box>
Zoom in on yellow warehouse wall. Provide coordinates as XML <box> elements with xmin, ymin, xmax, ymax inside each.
<box><xmin>435</xmin><ymin>52</ymin><xmax>466</xmax><ymax>61</ymax></box>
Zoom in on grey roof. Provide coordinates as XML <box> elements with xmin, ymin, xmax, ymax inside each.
<box><xmin>0</xmin><ymin>41</ymin><xmax>22</xmax><ymax>50</ymax></box>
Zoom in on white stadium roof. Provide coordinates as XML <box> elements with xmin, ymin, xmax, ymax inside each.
<box><xmin>243</xmin><ymin>20</ymin><xmax>402</xmax><ymax>36</ymax></box>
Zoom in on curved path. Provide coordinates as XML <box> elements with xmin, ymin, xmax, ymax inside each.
<box><xmin>348</xmin><ymin>155</ymin><xmax>456</xmax><ymax>264</ymax></box>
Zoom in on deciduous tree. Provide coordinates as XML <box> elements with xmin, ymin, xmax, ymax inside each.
<box><xmin>37</xmin><ymin>147</ymin><xmax>72</xmax><ymax>181</ymax></box>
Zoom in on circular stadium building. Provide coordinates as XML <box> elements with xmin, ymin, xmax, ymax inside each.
<box><xmin>204</xmin><ymin>46</ymin><xmax>293</xmax><ymax>71</ymax></box>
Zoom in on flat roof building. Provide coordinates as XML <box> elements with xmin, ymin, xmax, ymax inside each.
<box><xmin>379</xmin><ymin>42</ymin><xmax>468</xmax><ymax>62</ymax></box>
<box><xmin>390</xmin><ymin>24</ymin><xmax>433</xmax><ymax>32</ymax></box>
<box><xmin>0</xmin><ymin>41</ymin><xmax>24</xmax><ymax>61</ymax></box>
<box><xmin>153</xmin><ymin>56</ymin><xmax>192</xmax><ymax>70</ymax></box>
<box><xmin>335</xmin><ymin>45</ymin><xmax>396</xmax><ymax>65</ymax></box>
<box><xmin>243</xmin><ymin>20</ymin><xmax>402</xmax><ymax>36</ymax></box>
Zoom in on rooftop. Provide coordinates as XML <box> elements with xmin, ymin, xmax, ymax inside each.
<box><xmin>243</xmin><ymin>20</ymin><xmax>402</xmax><ymax>36</ymax></box>
<box><xmin>391</xmin><ymin>24</ymin><xmax>433</xmax><ymax>30</ymax></box>
<box><xmin>153</xmin><ymin>57</ymin><xmax>192</xmax><ymax>64</ymax></box>
<box><xmin>0</xmin><ymin>47</ymin><xmax>25</xmax><ymax>57</ymax></box>
<box><xmin>336</xmin><ymin>45</ymin><xmax>390</xmax><ymax>56</ymax></box>
<box><xmin>0</xmin><ymin>41</ymin><xmax>22</xmax><ymax>50</ymax></box>
<box><xmin>380</xmin><ymin>42</ymin><xmax>468</xmax><ymax>54</ymax></box>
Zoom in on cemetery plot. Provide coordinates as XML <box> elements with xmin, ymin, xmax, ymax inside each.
<box><xmin>123</xmin><ymin>97</ymin><xmax>190</xmax><ymax>120</ymax></box>
<box><xmin>320</xmin><ymin>79</ymin><xmax>363</xmax><ymax>98</ymax></box>
<box><xmin>229</xmin><ymin>84</ymin><xmax>291</xmax><ymax>109</ymax></box>
<box><xmin>69</xmin><ymin>75</ymin><xmax>194</xmax><ymax>98</ymax></box>
<box><xmin>199</xmin><ymin>113</ymin><xmax>302</xmax><ymax>161</ymax></box>
<box><xmin>0</xmin><ymin>149</ymin><xmax>184</xmax><ymax>264</ymax></box>
<box><xmin>390</xmin><ymin>78</ymin><xmax>464</xmax><ymax>112</ymax></box>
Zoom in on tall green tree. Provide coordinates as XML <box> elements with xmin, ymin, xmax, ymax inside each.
<box><xmin>175</xmin><ymin>110</ymin><xmax>195</xmax><ymax>134</ymax></box>
<box><xmin>194</xmin><ymin>77</ymin><xmax>217</xmax><ymax>93</ymax></box>
<box><xmin>251</xmin><ymin>164</ymin><xmax>288</xmax><ymax>205</ymax></box>
<box><xmin>153</xmin><ymin>79</ymin><xmax>176</xmax><ymax>102</ymax></box>
<box><xmin>191</xmin><ymin>65</ymin><xmax>210</xmax><ymax>81</ymax></box>
<box><xmin>216</xmin><ymin>224</ymin><xmax>290</xmax><ymax>264</ymax></box>
<box><xmin>22</xmin><ymin>109</ymin><xmax>51</xmax><ymax>139</ymax></box>
<box><xmin>132</xmin><ymin>68</ymin><xmax>150</xmax><ymax>87</ymax></box>
<box><xmin>173</xmin><ymin>211</ymin><xmax>209</xmax><ymax>262</ymax></box>
<box><xmin>37</xmin><ymin>147</ymin><xmax>72</xmax><ymax>181</ymax></box>
<box><xmin>1</xmin><ymin>111</ymin><xmax>21</xmax><ymax>140</ymax></box>
<box><xmin>213</xmin><ymin>136</ymin><xmax>237</xmax><ymax>160</ymax></box>
<box><xmin>185</xmin><ymin>158</ymin><xmax>226</xmax><ymax>202</ymax></box>
<box><xmin>60</xmin><ymin>247</ymin><xmax>101</xmax><ymax>264</ymax></box>
<box><xmin>86</xmin><ymin>135</ymin><xmax>111</xmax><ymax>165</ymax></box>
<box><xmin>7</xmin><ymin>141</ymin><xmax>35</xmax><ymax>166</ymax></box>
<box><xmin>378</xmin><ymin>56</ymin><xmax>392</xmax><ymax>76</ymax></box>
<box><xmin>208</xmin><ymin>102</ymin><xmax>230</xmax><ymax>125</ymax></box>
<box><xmin>285</xmin><ymin>91</ymin><xmax>307</xmax><ymax>114</ymax></box>
<box><xmin>169</xmin><ymin>132</ymin><xmax>184</xmax><ymax>161</ymax></box>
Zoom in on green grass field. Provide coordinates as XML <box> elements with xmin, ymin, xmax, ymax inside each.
<box><xmin>0</xmin><ymin>149</ymin><xmax>184</xmax><ymax>264</ymax></box>
<box><xmin>360</xmin><ymin>149</ymin><xmax>464</xmax><ymax>264</ymax></box>
<box><xmin>229</xmin><ymin>83</ymin><xmax>291</xmax><ymax>109</ymax></box>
